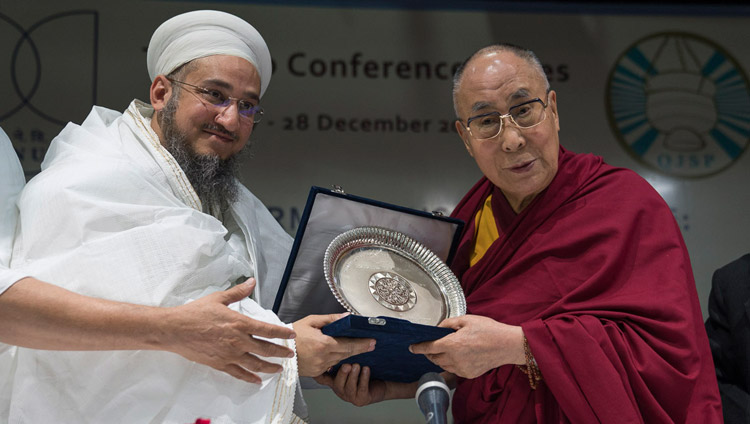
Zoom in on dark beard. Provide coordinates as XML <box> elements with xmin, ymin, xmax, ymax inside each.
<box><xmin>158</xmin><ymin>95</ymin><xmax>242</xmax><ymax>213</ymax></box>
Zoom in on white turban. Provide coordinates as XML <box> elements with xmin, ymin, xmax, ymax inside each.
<box><xmin>147</xmin><ymin>10</ymin><xmax>272</xmax><ymax>97</ymax></box>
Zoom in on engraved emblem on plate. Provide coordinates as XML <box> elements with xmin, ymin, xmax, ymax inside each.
<box><xmin>368</xmin><ymin>272</ymin><xmax>417</xmax><ymax>312</ymax></box>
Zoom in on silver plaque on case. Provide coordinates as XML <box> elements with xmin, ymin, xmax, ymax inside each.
<box><xmin>323</xmin><ymin>226</ymin><xmax>466</xmax><ymax>326</ymax></box>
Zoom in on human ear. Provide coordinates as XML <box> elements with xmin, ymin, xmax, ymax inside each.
<box><xmin>150</xmin><ymin>75</ymin><xmax>172</xmax><ymax>112</ymax></box>
<box><xmin>455</xmin><ymin>120</ymin><xmax>475</xmax><ymax>157</ymax></box>
<box><xmin>548</xmin><ymin>90</ymin><xmax>560</xmax><ymax>131</ymax></box>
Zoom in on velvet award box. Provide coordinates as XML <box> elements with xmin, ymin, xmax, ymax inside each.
<box><xmin>272</xmin><ymin>186</ymin><xmax>465</xmax><ymax>382</ymax></box>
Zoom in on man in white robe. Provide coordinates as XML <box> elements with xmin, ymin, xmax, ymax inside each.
<box><xmin>1</xmin><ymin>124</ymin><xmax>298</xmax><ymax>382</ymax></box>
<box><xmin>3</xmin><ymin>10</ymin><xmax>371</xmax><ymax>424</ymax></box>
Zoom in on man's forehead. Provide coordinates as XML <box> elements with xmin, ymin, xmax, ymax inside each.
<box><xmin>187</xmin><ymin>54</ymin><xmax>258</xmax><ymax>74</ymax></box>
<box><xmin>185</xmin><ymin>55</ymin><xmax>261</xmax><ymax>98</ymax></box>
<box><xmin>460</xmin><ymin>71</ymin><xmax>541</xmax><ymax>113</ymax></box>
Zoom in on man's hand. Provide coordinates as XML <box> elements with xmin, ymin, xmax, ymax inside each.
<box><xmin>293</xmin><ymin>313</ymin><xmax>375</xmax><ymax>377</ymax></box>
<box><xmin>161</xmin><ymin>278</ymin><xmax>295</xmax><ymax>384</ymax></box>
<box><xmin>409</xmin><ymin>314</ymin><xmax>525</xmax><ymax>379</ymax></box>
<box><xmin>314</xmin><ymin>363</ymin><xmax>417</xmax><ymax>407</ymax></box>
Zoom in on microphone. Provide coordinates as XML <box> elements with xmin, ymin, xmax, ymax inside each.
<box><xmin>415</xmin><ymin>372</ymin><xmax>450</xmax><ymax>424</ymax></box>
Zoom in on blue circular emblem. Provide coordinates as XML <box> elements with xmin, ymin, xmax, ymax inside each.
<box><xmin>606</xmin><ymin>32</ymin><xmax>750</xmax><ymax>178</ymax></box>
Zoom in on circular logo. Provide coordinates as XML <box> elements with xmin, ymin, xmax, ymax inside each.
<box><xmin>368</xmin><ymin>272</ymin><xmax>417</xmax><ymax>312</ymax></box>
<box><xmin>606</xmin><ymin>32</ymin><xmax>750</xmax><ymax>178</ymax></box>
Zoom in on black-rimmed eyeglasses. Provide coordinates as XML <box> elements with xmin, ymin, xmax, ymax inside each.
<box><xmin>167</xmin><ymin>78</ymin><xmax>264</xmax><ymax>124</ymax></box>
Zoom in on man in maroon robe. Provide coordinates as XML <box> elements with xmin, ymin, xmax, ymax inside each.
<box><xmin>317</xmin><ymin>44</ymin><xmax>723</xmax><ymax>423</ymax></box>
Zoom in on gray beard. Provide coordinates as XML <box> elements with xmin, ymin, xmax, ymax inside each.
<box><xmin>158</xmin><ymin>96</ymin><xmax>242</xmax><ymax>214</ymax></box>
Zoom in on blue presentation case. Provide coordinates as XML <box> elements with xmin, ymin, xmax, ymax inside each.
<box><xmin>272</xmin><ymin>186</ymin><xmax>465</xmax><ymax>382</ymax></box>
<box><xmin>321</xmin><ymin>315</ymin><xmax>455</xmax><ymax>382</ymax></box>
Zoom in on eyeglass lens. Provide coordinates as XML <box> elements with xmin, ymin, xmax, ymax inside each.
<box><xmin>197</xmin><ymin>92</ymin><xmax>262</xmax><ymax>123</ymax></box>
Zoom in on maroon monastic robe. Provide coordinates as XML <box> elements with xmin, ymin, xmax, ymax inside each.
<box><xmin>449</xmin><ymin>146</ymin><xmax>722</xmax><ymax>423</ymax></box>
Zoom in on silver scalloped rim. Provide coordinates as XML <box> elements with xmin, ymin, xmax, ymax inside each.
<box><xmin>323</xmin><ymin>226</ymin><xmax>466</xmax><ymax>319</ymax></box>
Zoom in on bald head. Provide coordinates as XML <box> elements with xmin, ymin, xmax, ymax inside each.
<box><xmin>452</xmin><ymin>44</ymin><xmax>549</xmax><ymax>118</ymax></box>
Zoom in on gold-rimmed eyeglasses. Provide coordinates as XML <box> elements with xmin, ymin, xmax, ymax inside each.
<box><xmin>462</xmin><ymin>97</ymin><xmax>548</xmax><ymax>140</ymax></box>
<box><xmin>167</xmin><ymin>78</ymin><xmax>264</xmax><ymax>124</ymax></box>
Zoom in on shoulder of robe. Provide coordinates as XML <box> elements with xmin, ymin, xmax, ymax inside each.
<box><xmin>585</xmin><ymin>166</ymin><xmax>667</xmax><ymax>210</ymax></box>
<box><xmin>22</xmin><ymin>157</ymin><xmax>157</xmax><ymax>208</ymax></box>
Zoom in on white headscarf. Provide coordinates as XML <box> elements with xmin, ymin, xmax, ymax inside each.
<box><xmin>147</xmin><ymin>10</ymin><xmax>272</xmax><ymax>97</ymax></box>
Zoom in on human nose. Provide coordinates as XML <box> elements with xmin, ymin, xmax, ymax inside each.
<box><xmin>497</xmin><ymin>117</ymin><xmax>525</xmax><ymax>152</ymax></box>
<box><xmin>214</xmin><ymin>100</ymin><xmax>242</xmax><ymax>131</ymax></box>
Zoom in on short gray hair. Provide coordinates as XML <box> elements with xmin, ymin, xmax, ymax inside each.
<box><xmin>452</xmin><ymin>44</ymin><xmax>550</xmax><ymax>118</ymax></box>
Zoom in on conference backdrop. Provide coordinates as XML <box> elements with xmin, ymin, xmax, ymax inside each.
<box><xmin>2</xmin><ymin>1</ymin><xmax>749</xmax><ymax>422</ymax></box>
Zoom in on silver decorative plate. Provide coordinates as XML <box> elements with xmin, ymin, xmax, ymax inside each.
<box><xmin>323</xmin><ymin>226</ymin><xmax>466</xmax><ymax>326</ymax></box>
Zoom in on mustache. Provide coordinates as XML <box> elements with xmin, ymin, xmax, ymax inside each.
<box><xmin>203</xmin><ymin>123</ymin><xmax>238</xmax><ymax>141</ymax></box>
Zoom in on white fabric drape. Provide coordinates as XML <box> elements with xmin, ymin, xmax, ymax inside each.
<box><xmin>0</xmin><ymin>127</ymin><xmax>28</xmax><ymax>294</ymax></box>
<box><xmin>2</xmin><ymin>101</ymin><xmax>300</xmax><ymax>423</ymax></box>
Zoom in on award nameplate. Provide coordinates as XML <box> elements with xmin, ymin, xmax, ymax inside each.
<box><xmin>272</xmin><ymin>186</ymin><xmax>466</xmax><ymax>382</ymax></box>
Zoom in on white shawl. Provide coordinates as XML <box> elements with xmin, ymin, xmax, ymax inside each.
<box><xmin>4</xmin><ymin>101</ymin><xmax>301</xmax><ymax>424</ymax></box>
<box><xmin>0</xmin><ymin>128</ymin><xmax>27</xmax><ymax>293</ymax></box>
